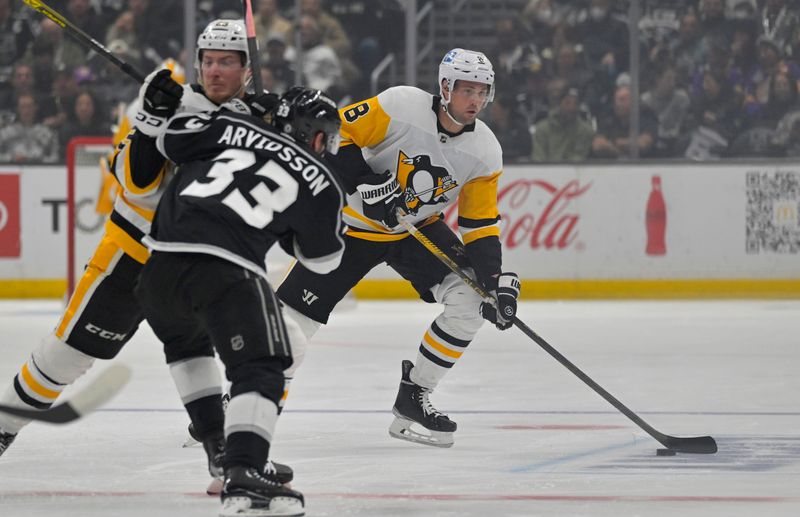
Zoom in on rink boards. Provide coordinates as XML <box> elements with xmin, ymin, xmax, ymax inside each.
<box><xmin>0</xmin><ymin>162</ymin><xmax>798</xmax><ymax>298</ymax></box>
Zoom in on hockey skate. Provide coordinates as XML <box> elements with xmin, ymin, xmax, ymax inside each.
<box><xmin>220</xmin><ymin>466</ymin><xmax>304</xmax><ymax>517</ymax></box>
<box><xmin>0</xmin><ymin>430</ymin><xmax>16</xmax><ymax>457</ymax></box>
<box><xmin>203</xmin><ymin>433</ymin><xmax>294</xmax><ymax>495</ymax></box>
<box><xmin>389</xmin><ymin>360</ymin><xmax>457</xmax><ymax>448</ymax></box>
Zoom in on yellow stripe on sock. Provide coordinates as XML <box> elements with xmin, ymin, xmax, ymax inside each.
<box><xmin>21</xmin><ymin>364</ymin><xmax>60</xmax><ymax>400</ymax></box>
<box><xmin>423</xmin><ymin>331</ymin><xmax>462</xmax><ymax>359</ymax></box>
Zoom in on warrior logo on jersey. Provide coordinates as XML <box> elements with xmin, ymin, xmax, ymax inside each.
<box><xmin>396</xmin><ymin>150</ymin><xmax>457</xmax><ymax>215</ymax></box>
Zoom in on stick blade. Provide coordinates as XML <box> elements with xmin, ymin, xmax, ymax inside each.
<box><xmin>662</xmin><ymin>435</ymin><xmax>718</xmax><ymax>454</ymax></box>
<box><xmin>68</xmin><ymin>363</ymin><xmax>132</xmax><ymax>417</ymax></box>
<box><xmin>0</xmin><ymin>364</ymin><xmax>131</xmax><ymax>424</ymax></box>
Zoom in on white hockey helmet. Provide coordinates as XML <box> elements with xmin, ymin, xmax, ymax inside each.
<box><xmin>195</xmin><ymin>19</ymin><xmax>250</xmax><ymax>69</ymax></box>
<box><xmin>438</xmin><ymin>48</ymin><xmax>495</xmax><ymax>107</ymax></box>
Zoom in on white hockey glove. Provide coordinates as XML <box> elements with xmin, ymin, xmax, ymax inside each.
<box><xmin>480</xmin><ymin>272</ymin><xmax>521</xmax><ymax>330</ymax></box>
<box><xmin>357</xmin><ymin>170</ymin><xmax>402</xmax><ymax>229</ymax></box>
<box><xmin>133</xmin><ymin>69</ymin><xmax>183</xmax><ymax>137</ymax></box>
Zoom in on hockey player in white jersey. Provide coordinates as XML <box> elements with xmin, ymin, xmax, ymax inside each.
<box><xmin>0</xmin><ymin>19</ymin><xmax>291</xmax><ymax>488</ymax></box>
<box><xmin>277</xmin><ymin>48</ymin><xmax>521</xmax><ymax>448</ymax></box>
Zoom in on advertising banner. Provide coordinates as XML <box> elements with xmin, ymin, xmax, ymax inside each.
<box><xmin>0</xmin><ymin>173</ymin><xmax>21</xmax><ymax>258</ymax></box>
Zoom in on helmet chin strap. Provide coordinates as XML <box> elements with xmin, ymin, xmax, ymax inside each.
<box><xmin>441</xmin><ymin>88</ymin><xmax>466</xmax><ymax>127</ymax></box>
<box><xmin>442</xmin><ymin>103</ymin><xmax>466</xmax><ymax>127</ymax></box>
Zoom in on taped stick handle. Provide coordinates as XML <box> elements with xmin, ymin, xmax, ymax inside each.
<box><xmin>242</xmin><ymin>0</ymin><xmax>264</xmax><ymax>93</ymax></box>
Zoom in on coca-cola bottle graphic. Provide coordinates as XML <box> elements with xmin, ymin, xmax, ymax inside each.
<box><xmin>645</xmin><ymin>175</ymin><xmax>666</xmax><ymax>255</ymax></box>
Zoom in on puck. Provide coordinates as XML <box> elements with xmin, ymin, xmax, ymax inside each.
<box><xmin>656</xmin><ymin>448</ymin><xmax>677</xmax><ymax>456</ymax></box>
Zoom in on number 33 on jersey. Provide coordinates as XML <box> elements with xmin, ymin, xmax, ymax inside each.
<box><xmin>146</xmin><ymin>110</ymin><xmax>346</xmax><ymax>278</ymax></box>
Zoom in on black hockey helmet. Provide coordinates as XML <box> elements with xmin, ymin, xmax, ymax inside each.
<box><xmin>272</xmin><ymin>87</ymin><xmax>342</xmax><ymax>155</ymax></box>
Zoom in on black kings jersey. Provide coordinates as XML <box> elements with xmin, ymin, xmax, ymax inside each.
<box><xmin>146</xmin><ymin>110</ymin><xmax>346</xmax><ymax>278</ymax></box>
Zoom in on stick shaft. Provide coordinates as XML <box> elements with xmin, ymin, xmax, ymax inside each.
<box><xmin>22</xmin><ymin>0</ymin><xmax>146</xmax><ymax>83</ymax></box>
<box><xmin>242</xmin><ymin>0</ymin><xmax>264</xmax><ymax>93</ymax></box>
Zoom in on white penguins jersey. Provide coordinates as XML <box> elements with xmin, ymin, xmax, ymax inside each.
<box><xmin>108</xmin><ymin>85</ymin><xmax>238</xmax><ymax>262</ymax></box>
<box><xmin>336</xmin><ymin>86</ymin><xmax>503</xmax><ymax>246</ymax></box>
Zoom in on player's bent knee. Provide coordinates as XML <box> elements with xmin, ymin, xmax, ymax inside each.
<box><xmin>434</xmin><ymin>275</ymin><xmax>485</xmax><ymax>338</ymax></box>
<box><xmin>228</xmin><ymin>358</ymin><xmax>287</xmax><ymax>406</ymax></box>
<box><xmin>282</xmin><ymin>305</ymin><xmax>315</xmax><ymax>378</ymax></box>
<box><xmin>32</xmin><ymin>333</ymin><xmax>97</xmax><ymax>385</ymax></box>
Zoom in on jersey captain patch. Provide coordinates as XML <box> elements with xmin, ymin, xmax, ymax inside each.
<box><xmin>396</xmin><ymin>150</ymin><xmax>458</xmax><ymax>215</ymax></box>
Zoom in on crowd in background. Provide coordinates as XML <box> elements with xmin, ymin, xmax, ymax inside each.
<box><xmin>1</xmin><ymin>0</ymin><xmax>799</xmax><ymax>164</ymax></box>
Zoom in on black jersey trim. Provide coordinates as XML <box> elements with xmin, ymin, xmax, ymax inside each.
<box><xmin>431</xmin><ymin>95</ymin><xmax>476</xmax><ymax>137</ymax></box>
<box><xmin>430</xmin><ymin>321</ymin><xmax>471</xmax><ymax>348</ymax></box>
<box><xmin>457</xmin><ymin>215</ymin><xmax>501</xmax><ymax>229</ymax></box>
<box><xmin>110</xmin><ymin>209</ymin><xmax>146</xmax><ymax>243</ymax></box>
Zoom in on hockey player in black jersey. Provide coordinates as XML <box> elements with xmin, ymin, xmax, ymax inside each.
<box><xmin>277</xmin><ymin>48</ymin><xmax>521</xmax><ymax>448</ymax></box>
<box><xmin>135</xmin><ymin>87</ymin><xmax>344</xmax><ymax>517</ymax></box>
<box><xmin>0</xmin><ymin>18</ymin><xmax>288</xmax><ymax>492</ymax></box>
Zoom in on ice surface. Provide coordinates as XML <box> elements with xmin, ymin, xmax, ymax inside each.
<box><xmin>0</xmin><ymin>299</ymin><xmax>798</xmax><ymax>516</ymax></box>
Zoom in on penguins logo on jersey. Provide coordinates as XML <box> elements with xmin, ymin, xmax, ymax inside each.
<box><xmin>396</xmin><ymin>150</ymin><xmax>457</xmax><ymax>215</ymax></box>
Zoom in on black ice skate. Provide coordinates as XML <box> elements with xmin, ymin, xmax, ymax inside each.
<box><xmin>0</xmin><ymin>430</ymin><xmax>16</xmax><ymax>457</ymax></box>
<box><xmin>220</xmin><ymin>466</ymin><xmax>304</xmax><ymax>517</ymax></box>
<box><xmin>203</xmin><ymin>432</ymin><xmax>294</xmax><ymax>496</ymax></box>
<box><xmin>389</xmin><ymin>360</ymin><xmax>457</xmax><ymax>448</ymax></box>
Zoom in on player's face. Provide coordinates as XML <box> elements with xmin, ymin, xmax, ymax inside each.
<box><xmin>447</xmin><ymin>80</ymin><xmax>490</xmax><ymax>125</ymax></box>
<box><xmin>200</xmin><ymin>50</ymin><xmax>247</xmax><ymax>104</ymax></box>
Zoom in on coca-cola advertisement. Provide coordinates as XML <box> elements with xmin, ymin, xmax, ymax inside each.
<box><xmin>444</xmin><ymin>177</ymin><xmax>591</xmax><ymax>252</ymax></box>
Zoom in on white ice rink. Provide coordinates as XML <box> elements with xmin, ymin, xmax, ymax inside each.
<box><xmin>0</xmin><ymin>299</ymin><xmax>798</xmax><ymax>517</ymax></box>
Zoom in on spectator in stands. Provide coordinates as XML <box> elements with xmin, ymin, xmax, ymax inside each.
<box><xmin>297</xmin><ymin>14</ymin><xmax>343</xmax><ymax>97</ymax></box>
<box><xmin>592</xmin><ymin>84</ymin><xmax>658</xmax><ymax>159</ymax></box>
<box><xmin>0</xmin><ymin>93</ymin><xmax>59</xmax><ymax>164</ymax></box>
<box><xmin>254</xmin><ymin>0</ymin><xmax>292</xmax><ymax>51</ymax></box>
<box><xmin>773</xmin><ymin>111</ymin><xmax>800</xmax><ymax>156</ymax></box>
<box><xmin>490</xmin><ymin>16</ymin><xmax>541</xmax><ymax>100</ymax></box>
<box><xmin>296</xmin><ymin>0</ymin><xmax>358</xmax><ymax>100</ymax></box>
<box><xmin>755</xmin><ymin>69</ymin><xmax>799</xmax><ymax>128</ymax></box>
<box><xmin>264</xmin><ymin>32</ymin><xmax>295</xmax><ymax>95</ymax></box>
<box><xmin>670</xmin><ymin>10</ymin><xmax>708</xmax><ymax>86</ymax></box>
<box><xmin>0</xmin><ymin>0</ymin><xmax>35</xmax><ymax>98</ymax></box>
<box><xmin>758</xmin><ymin>0</ymin><xmax>798</xmax><ymax>56</ymax></box>
<box><xmin>105</xmin><ymin>10</ymin><xmax>139</xmax><ymax>56</ymax></box>
<box><xmin>60</xmin><ymin>0</ymin><xmax>106</xmax><ymax>72</ymax></box>
<box><xmin>681</xmin><ymin>68</ymin><xmax>743</xmax><ymax>160</ymax></box>
<box><xmin>744</xmin><ymin>35</ymin><xmax>800</xmax><ymax>114</ymax></box>
<box><xmin>642</xmin><ymin>64</ymin><xmax>690</xmax><ymax>157</ymax></box>
<box><xmin>698</xmin><ymin>0</ymin><xmax>730</xmax><ymax>45</ymax></box>
<box><xmin>58</xmin><ymin>89</ymin><xmax>109</xmax><ymax>156</ymax></box>
<box><xmin>573</xmin><ymin>0</ymin><xmax>628</xmax><ymax>108</ymax></box>
<box><xmin>297</xmin><ymin>0</ymin><xmax>351</xmax><ymax>58</ymax></box>
<box><xmin>0</xmin><ymin>64</ymin><xmax>37</xmax><ymax>121</ymax></box>
<box><xmin>522</xmin><ymin>0</ymin><xmax>577</xmax><ymax>49</ymax></box>
<box><xmin>532</xmin><ymin>87</ymin><xmax>594</xmax><ymax>162</ymax></box>
<box><xmin>482</xmin><ymin>94</ymin><xmax>532</xmax><ymax>163</ymax></box>
<box><xmin>91</xmin><ymin>39</ymin><xmax>142</xmax><ymax>108</ymax></box>
<box><xmin>325</xmin><ymin>0</ymin><xmax>404</xmax><ymax>98</ymax></box>
<box><xmin>129</xmin><ymin>0</ymin><xmax>183</xmax><ymax>70</ymax></box>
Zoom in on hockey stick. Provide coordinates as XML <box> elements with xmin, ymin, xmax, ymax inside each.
<box><xmin>0</xmin><ymin>364</ymin><xmax>131</xmax><ymax>424</ymax></box>
<box><xmin>21</xmin><ymin>0</ymin><xmax>178</xmax><ymax>97</ymax></box>
<box><xmin>21</xmin><ymin>0</ymin><xmax>147</xmax><ymax>83</ymax></box>
<box><xmin>241</xmin><ymin>0</ymin><xmax>264</xmax><ymax>94</ymax></box>
<box><xmin>396</xmin><ymin>212</ymin><xmax>717</xmax><ymax>454</ymax></box>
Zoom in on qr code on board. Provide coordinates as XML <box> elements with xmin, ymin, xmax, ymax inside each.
<box><xmin>746</xmin><ymin>170</ymin><xmax>800</xmax><ymax>254</ymax></box>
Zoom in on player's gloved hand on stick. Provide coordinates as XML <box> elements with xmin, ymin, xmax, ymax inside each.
<box><xmin>480</xmin><ymin>272</ymin><xmax>521</xmax><ymax>330</ymax></box>
<box><xmin>133</xmin><ymin>68</ymin><xmax>183</xmax><ymax>137</ymax></box>
<box><xmin>357</xmin><ymin>170</ymin><xmax>402</xmax><ymax>229</ymax></box>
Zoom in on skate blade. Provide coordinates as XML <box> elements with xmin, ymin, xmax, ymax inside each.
<box><xmin>182</xmin><ymin>435</ymin><xmax>200</xmax><ymax>448</ymax></box>
<box><xmin>219</xmin><ymin>496</ymin><xmax>304</xmax><ymax>517</ymax></box>
<box><xmin>388</xmin><ymin>416</ymin><xmax>454</xmax><ymax>448</ymax></box>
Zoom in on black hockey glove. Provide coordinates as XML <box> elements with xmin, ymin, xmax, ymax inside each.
<box><xmin>480</xmin><ymin>272</ymin><xmax>521</xmax><ymax>330</ymax></box>
<box><xmin>248</xmin><ymin>91</ymin><xmax>280</xmax><ymax>119</ymax></box>
<box><xmin>133</xmin><ymin>69</ymin><xmax>183</xmax><ymax>137</ymax></box>
<box><xmin>357</xmin><ymin>170</ymin><xmax>402</xmax><ymax>229</ymax></box>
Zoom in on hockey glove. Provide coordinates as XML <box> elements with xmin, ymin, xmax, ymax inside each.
<box><xmin>133</xmin><ymin>69</ymin><xmax>183</xmax><ymax>137</ymax></box>
<box><xmin>357</xmin><ymin>170</ymin><xmax>402</xmax><ymax>229</ymax></box>
<box><xmin>480</xmin><ymin>272</ymin><xmax>521</xmax><ymax>330</ymax></box>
